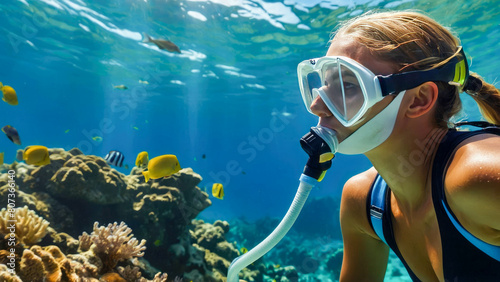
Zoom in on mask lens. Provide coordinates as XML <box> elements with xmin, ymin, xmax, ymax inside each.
<box><xmin>298</xmin><ymin>57</ymin><xmax>370</xmax><ymax>126</ymax></box>
<box><xmin>320</xmin><ymin>62</ymin><xmax>365</xmax><ymax>122</ymax></box>
<box><xmin>306</xmin><ymin>71</ymin><xmax>322</xmax><ymax>106</ymax></box>
<box><xmin>321</xmin><ymin>62</ymin><xmax>345</xmax><ymax>117</ymax></box>
<box><xmin>340</xmin><ymin>65</ymin><xmax>364</xmax><ymax>120</ymax></box>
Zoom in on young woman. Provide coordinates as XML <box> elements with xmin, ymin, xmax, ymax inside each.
<box><xmin>297</xmin><ymin>11</ymin><xmax>500</xmax><ymax>281</ymax></box>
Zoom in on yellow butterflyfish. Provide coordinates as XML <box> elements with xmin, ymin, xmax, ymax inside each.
<box><xmin>23</xmin><ymin>145</ymin><xmax>50</xmax><ymax>166</ymax></box>
<box><xmin>0</xmin><ymin>152</ymin><xmax>4</xmax><ymax>165</ymax></box>
<box><xmin>142</xmin><ymin>154</ymin><xmax>181</xmax><ymax>182</ymax></box>
<box><xmin>135</xmin><ymin>151</ymin><xmax>149</xmax><ymax>168</ymax></box>
<box><xmin>212</xmin><ymin>183</ymin><xmax>224</xmax><ymax>200</ymax></box>
<box><xmin>0</xmin><ymin>82</ymin><xmax>18</xmax><ymax>105</ymax></box>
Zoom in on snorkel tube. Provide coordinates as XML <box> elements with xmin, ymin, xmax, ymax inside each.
<box><xmin>227</xmin><ymin>126</ymin><xmax>337</xmax><ymax>281</ymax></box>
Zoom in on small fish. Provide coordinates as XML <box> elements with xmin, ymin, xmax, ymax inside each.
<box><xmin>142</xmin><ymin>154</ymin><xmax>181</xmax><ymax>183</ymax></box>
<box><xmin>0</xmin><ymin>152</ymin><xmax>4</xmax><ymax>165</ymax></box>
<box><xmin>64</xmin><ymin>129</ymin><xmax>70</xmax><ymax>133</ymax></box>
<box><xmin>113</xmin><ymin>85</ymin><xmax>128</xmax><ymax>90</ymax></box>
<box><xmin>104</xmin><ymin>150</ymin><xmax>125</xmax><ymax>167</ymax></box>
<box><xmin>240</xmin><ymin>247</ymin><xmax>248</xmax><ymax>254</ymax></box>
<box><xmin>0</xmin><ymin>82</ymin><xmax>18</xmax><ymax>105</ymax></box>
<box><xmin>23</xmin><ymin>145</ymin><xmax>50</xmax><ymax>166</ymax></box>
<box><xmin>133</xmin><ymin>126</ymin><xmax>139</xmax><ymax>130</ymax></box>
<box><xmin>135</xmin><ymin>151</ymin><xmax>149</xmax><ymax>168</ymax></box>
<box><xmin>139</xmin><ymin>80</ymin><xmax>149</xmax><ymax>84</ymax></box>
<box><xmin>2</xmin><ymin>125</ymin><xmax>21</xmax><ymax>145</ymax></box>
<box><xmin>202</xmin><ymin>154</ymin><xmax>206</xmax><ymax>159</ymax></box>
<box><xmin>142</xmin><ymin>32</ymin><xmax>181</xmax><ymax>53</ymax></box>
<box><xmin>92</xmin><ymin>136</ymin><xmax>103</xmax><ymax>142</ymax></box>
<box><xmin>154</xmin><ymin>239</ymin><xmax>161</xmax><ymax>247</ymax></box>
<box><xmin>212</xmin><ymin>183</ymin><xmax>224</xmax><ymax>200</ymax></box>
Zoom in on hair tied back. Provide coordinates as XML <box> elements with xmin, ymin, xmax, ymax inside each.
<box><xmin>463</xmin><ymin>75</ymin><xmax>483</xmax><ymax>96</ymax></box>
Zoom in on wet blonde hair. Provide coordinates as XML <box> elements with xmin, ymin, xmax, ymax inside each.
<box><xmin>333</xmin><ymin>10</ymin><xmax>500</xmax><ymax>127</ymax></box>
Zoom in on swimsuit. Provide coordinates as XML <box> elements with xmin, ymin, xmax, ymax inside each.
<box><xmin>368</xmin><ymin>128</ymin><xmax>500</xmax><ymax>281</ymax></box>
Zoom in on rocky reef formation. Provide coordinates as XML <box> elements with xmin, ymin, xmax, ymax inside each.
<box><xmin>0</xmin><ymin>148</ymin><xmax>257</xmax><ymax>281</ymax></box>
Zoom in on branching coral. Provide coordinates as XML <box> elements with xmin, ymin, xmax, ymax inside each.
<box><xmin>117</xmin><ymin>265</ymin><xmax>143</xmax><ymax>281</ymax></box>
<box><xmin>0</xmin><ymin>206</ymin><xmax>49</xmax><ymax>246</ymax></box>
<box><xmin>84</xmin><ymin>221</ymin><xmax>147</xmax><ymax>273</ymax></box>
<box><xmin>151</xmin><ymin>272</ymin><xmax>169</xmax><ymax>282</ymax></box>
<box><xmin>78</xmin><ymin>231</ymin><xmax>93</xmax><ymax>252</ymax></box>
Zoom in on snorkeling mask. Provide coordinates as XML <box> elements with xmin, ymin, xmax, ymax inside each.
<box><xmin>297</xmin><ymin>47</ymin><xmax>470</xmax><ymax>127</ymax></box>
<box><xmin>297</xmin><ymin>47</ymin><xmax>471</xmax><ymax>154</ymax></box>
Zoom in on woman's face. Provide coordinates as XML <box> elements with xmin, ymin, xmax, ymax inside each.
<box><xmin>309</xmin><ymin>36</ymin><xmax>398</xmax><ymax>143</ymax></box>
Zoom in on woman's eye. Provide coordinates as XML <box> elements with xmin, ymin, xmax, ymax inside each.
<box><xmin>343</xmin><ymin>82</ymin><xmax>356</xmax><ymax>91</ymax></box>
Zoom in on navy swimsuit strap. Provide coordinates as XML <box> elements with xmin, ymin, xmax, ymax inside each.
<box><xmin>431</xmin><ymin>128</ymin><xmax>500</xmax><ymax>261</ymax></box>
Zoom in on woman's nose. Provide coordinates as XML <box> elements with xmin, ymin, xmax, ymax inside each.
<box><xmin>310</xmin><ymin>95</ymin><xmax>332</xmax><ymax>117</ymax></box>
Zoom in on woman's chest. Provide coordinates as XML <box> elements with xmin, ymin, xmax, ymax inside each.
<box><xmin>391</xmin><ymin>200</ymin><xmax>445</xmax><ymax>281</ymax></box>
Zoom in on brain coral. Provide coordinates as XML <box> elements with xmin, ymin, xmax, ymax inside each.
<box><xmin>20</xmin><ymin>148</ymin><xmax>129</xmax><ymax>204</ymax></box>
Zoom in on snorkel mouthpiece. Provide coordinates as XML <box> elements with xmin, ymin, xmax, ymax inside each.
<box><xmin>300</xmin><ymin>126</ymin><xmax>338</xmax><ymax>181</ymax></box>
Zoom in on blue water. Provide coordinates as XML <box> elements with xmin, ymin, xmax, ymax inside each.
<box><xmin>1</xmin><ymin>0</ymin><xmax>498</xmax><ymax>225</ymax></box>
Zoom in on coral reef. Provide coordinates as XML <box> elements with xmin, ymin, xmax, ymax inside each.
<box><xmin>187</xmin><ymin>219</ymin><xmax>265</xmax><ymax>281</ymax></box>
<box><xmin>17</xmin><ymin>148</ymin><xmax>129</xmax><ymax>205</ymax></box>
<box><xmin>0</xmin><ymin>216</ymin><xmax>167</xmax><ymax>282</ymax></box>
<box><xmin>0</xmin><ymin>206</ymin><xmax>50</xmax><ymax>246</ymax></box>
<box><xmin>127</xmin><ymin>166</ymin><xmax>212</xmax><ymax>250</ymax></box>
<box><xmin>0</xmin><ymin>148</ymin><xmax>245</xmax><ymax>281</ymax></box>
<box><xmin>190</xmin><ymin>219</ymin><xmax>242</xmax><ymax>280</ymax></box>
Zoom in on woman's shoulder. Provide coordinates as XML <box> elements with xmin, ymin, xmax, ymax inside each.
<box><xmin>342</xmin><ymin>166</ymin><xmax>378</xmax><ymax>201</ymax></box>
<box><xmin>444</xmin><ymin>132</ymin><xmax>500</xmax><ymax>245</ymax></box>
<box><xmin>445</xmin><ymin>132</ymin><xmax>500</xmax><ymax>193</ymax></box>
<box><xmin>340</xmin><ymin>167</ymin><xmax>380</xmax><ymax>239</ymax></box>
